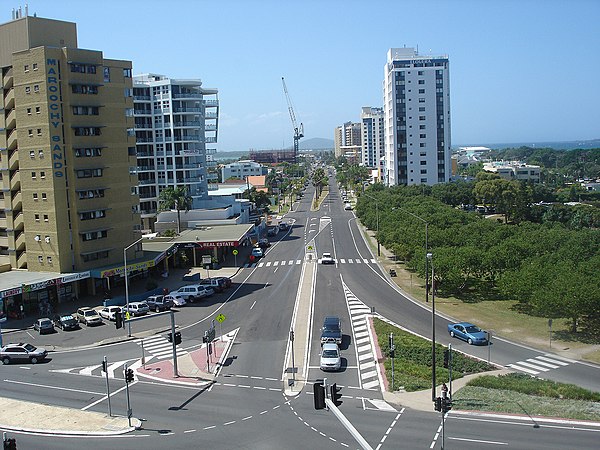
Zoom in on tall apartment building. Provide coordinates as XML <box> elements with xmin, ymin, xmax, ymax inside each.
<box><xmin>383</xmin><ymin>47</ymin><xmax>451</xmax><ymax>186</ymax></box>
<box><xmin>360</xmin><ymin>106</ymin><xmax>385</xmax><ymax>171</ymax></box>
<box><xmin>0</xmin><ymin>15</ymin><xmax>140</xmax><ymax>273</ymax></box>
<box><xmin>133</xmin><ymin>74</ymin><xmax>219</xmax><ymax>231</ymax></box>
<box><xmin>334</xmin><ymin>121</ymin><xmax>361</xmax><ymax>160</ymax></box>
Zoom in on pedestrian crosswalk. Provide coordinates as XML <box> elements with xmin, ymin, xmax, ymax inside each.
<box><xmin>244</xmin><ymin>258</ymin><xmax>377</xmax><ymax>269</ymax></box>
<box><xmin>51</xmin><ymin>358</ymin><xmax>141</xmax><ymax>380</ymax></box>
<box><xmin>342</xmin><ymin>281</ymin><xmax>381</xmax><ymax>391</ymax></box>
<box><xmin>134</xmin><ymin>334</ymin><xmax>188</xmax><ymax>361</ymax></box>
<box><xmin>506</xmin><ymin>353</ymin><xmax>572</xmax><ymax>375</ymax></box>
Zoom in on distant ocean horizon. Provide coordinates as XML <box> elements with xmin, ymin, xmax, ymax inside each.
<box><xmin>455</xmin><ymin>138</ymin><xmax>600</xmax><ymax>151</ymax></box>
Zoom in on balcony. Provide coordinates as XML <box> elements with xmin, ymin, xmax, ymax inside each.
<box><xmin>14</xmin><ymin>229</ymin><xmax>25</xmax><ymax>250</ymax></box>
<box><xmin>173</xmin><ymin>135</ymin><xmax>201</xmax><ymax>142</ymax></box>
<box><xmin>135</xmin><ymin>137</ymin><xmax>155</xmax><ymax>143</ymax></box>
<box><xmin>174</xmin><ymin>107</ymin><xmax>202</xmax><ymax>113</ymax></box>
<box><xmin>8</xmin><ymin>148</ymin><xmax>19</xmax><ymax>170</ymax></box>
<box><xmin>5</xmin><ymin>108</ymin><xmax>16</xmax><ymax>130</ymax></box>
<box><xmin>7</xmin><ymin>128</ymin><xmax>17</xmax><ymax>150</ymax></box>
<box><xmin>9</xmin><ymin>171</ymin><xmax>20</xmax><ymax>191</ymax></box>
<box><xmin>203</xmin><ymin>99</ymin><xmax>219</xmax><ymax>107</ymax></box>
<box><xmin>12</xmin><ymin>211</ymin><xmax>23</xmax><ymax>231</ymax></box>
<box><xmin>11</xmin><ymin>191</ymin><xmax>21</xmax><ymax>210</ymax></box>
<box><xmin>3</xmin><ymin>88</ymin><xmax>14</xmax><ymax>110</ymax></box>
<box><xmin>134</xmin><ymin>123</ymin><xmax>153</xmax><ymax>129</ymax></box>
<box><xmin>173</xmin><ymin>93</ymin><xmax>202</xmax><ymax>99</ymax></box>
<box><xmin>173</xmin><ymin>121</ymin><xmax>201</xmax><ymax>128</ymax></box>
<box><xmin>138</xmin><ymin>179</ymin><xmax>156</xmax><ymax>185</ymax></box>
<box><xmin>205</xmin><ymin>112</ymin><xmax>218</xmax><ymax>119</ymax></box>
<box><xmin>153</xmin><ymin>108</ymin><xmax>171</xmax><ymax>114</ymax></box>
<box><xmin>204</xmin><ymin>124</ymin><xmax>217</xmax><ymax>131</ymax></box>
<box><xmin>0</xmin><ymin>234</ymin><xmax>8</xmax><ymax>248</ymax></box>
<box><xmin>133</xmin><ymin>95</ymin><xmax>151</xmax><ymax>101</ymax></box>
<box><xmin>2</xmin><ymin>68</ymin><xmax>13</xmax><ymax>89</ymax></box>
<box><xmin>205</xmin><ymin>136</ymin><xmax>217</xmax><ymax>143</ymax></box>
<box><xmin>16</xmin><ymin>250</ymin><xmax>27</xmax><ymax>269</ymax></box>
<box><xmin>134</xmin><ymin>109</ymin><xmax>152</xmax><ymax>115</ymax></box>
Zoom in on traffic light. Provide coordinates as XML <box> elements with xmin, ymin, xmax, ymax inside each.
<box><xmin>330</xmin><ymin>382</ymin><xmax>342</xmax><ymax>407</ymax></box>
<box><xmin>434</xmin><ymin>397</ymin><xmax>442</xmax><ymax>412</ymax></box>
<box><xmin>442</xmin><ymin>398</ymin><xmax>452</xmax><ymax>413</ymax></box>
<box><xmin>169</xmin><ymin>331</ymin><xmax>182</xmax><ymax>345</ymax></box>
<box><xmin>115</xmin><ymin>312</ymin><xmax>123</xmax><ymax>329</ymax></box>
<box><xmin>389</xmin><ymin>347</ymin><xmax>395</xmax><ymax>358</ymax></box>
<box><xmin>313</xmin><ymin>382</ymin><xmax>326</xmax><ymax>410</ymax></box>
<box><xmin>125</xmin><ymin>368</ymin><xmax>134</xmax><ymax>383</ymax></box>
<box><xmin>443</xmin><ymin>349</ymin><xmax>450</xmax><ymax>368</ymax></box>
<box><xmin>101</xmin><ymin>360</ymin><xmax>107</xmax><ymax>372</ymax></box>
<box><xmin>3</xmin><ymin>438</ymin><xmax>16</xmax><ymax>450</ymax></box>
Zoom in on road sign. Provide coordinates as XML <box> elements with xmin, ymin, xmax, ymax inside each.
<box><xmin>125</xmin><ymin>311</ymin><xmax>131</xmax><ymax>320</ymax></box>
<box><xmin>232</xmin><ymin>249</ymin><xmax>238</xmax><ymax>255</ymax></box>
<box><xmin>216</xmin><ymin>313</ymin><xmax>226</xmax><ymax>323</ymax></box>
<box><xmin>307</xmin><ymin>245</ymin><xmax>313</xmax><ymax>251</ymax></box>
<box><xmin>202</xmin><ymin>255</ymin><xmax>212</xmax><ymax>265</ymax></box>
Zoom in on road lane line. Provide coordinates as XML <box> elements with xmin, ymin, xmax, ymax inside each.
<box><xmin>449</xmin><ymin>437</ymin><xmax>507</xmax><ymax>445</ymax></box>
<box><xmin>4</xmin><ymin>379</ymin><xmax>103</xmax><ymax>396</ymax></box>
<box><xmin>82</xmin><ymin>383</ymin><xmax>131</xmax><ymax>410</ymax></box>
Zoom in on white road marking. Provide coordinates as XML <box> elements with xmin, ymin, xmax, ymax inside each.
<box><xmin>448</xmin><ymin>437</ymin><xmax>508</xmax><ymax>445</ymax></box>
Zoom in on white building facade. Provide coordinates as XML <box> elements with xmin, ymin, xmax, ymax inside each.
<box><xmin>383</xmin><ymin>48</ymin><xmax>451</xmax><ymax>186</ymax></box>
<box><xmin>133</xmin><ymin>74</ymin><xmax>219</xmax><ymax>230</ymax></box>
<box><xmin>361</xmin><ymin>107</ymin><xmax>385</xmax><ymax>172</ymax></box>
<box><xmin>221</xmin><ymin>160</ymin><xmax>266</xmax><ymax>182</ymax></box>
<box><xmin>334</xmin><ymin>121</ymin><xmax>361</xmax><ymax>158</ymax></box>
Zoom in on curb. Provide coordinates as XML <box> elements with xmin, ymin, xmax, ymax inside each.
<box><xmin>0</xmin><ymin>420</ymin><xmax>141</xmax><ymax>436</ymax></box>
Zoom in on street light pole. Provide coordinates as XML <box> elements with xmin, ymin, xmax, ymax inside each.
<box><xmin>124</xmin><ymin>236</ymin><xmax>144</xmax><ymax>337</ymax></box>
<box><xmin>428</xmin><ymin>252</ymin><xmax>436</xmax><ymax>402</ymax></box>
<box><xmin>363</xmin><ymin>192</ymin><xmax>380</xmax><ymax>257</ymax></box>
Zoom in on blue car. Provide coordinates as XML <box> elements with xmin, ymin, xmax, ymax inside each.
<box><xmin>447</xmin><ymin>322</ymin><xmax>488</xmax><ymax>345</ymax></box>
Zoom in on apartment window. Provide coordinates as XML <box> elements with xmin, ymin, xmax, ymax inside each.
<box><xmin>103</xmin><ymin>67</ymin><xmax>110</xmax><ymax>82</ymax></box>
<box><xmin>71</xmin><ymin>84</ymin><xmax>98</xmax><ymax>95</ymax></box>
<box><xmin>421</xmin><ymin>178</ymin><xmax>428</xmax><ymax>183</ymax></box>
<box><xmin>123</xmin><ymin>68</ymin><xmax>132</xmax><ymax>78</ymax></box>
<box><xmin>78</xmin><ymin>189</ymin><xmax>105</xmax><ymax>199</ymax></box>
<box><xmin>420</xmin><ymin>143</ymin><xmax>426</xmax><ymax>147</ymax></box>
<box><xmin>44</xmin><ymin>214</ymin><xmax>49</xmax><ymax>222</ymax></box>
<box><xmin>34</xmin><ymin>85</ymin><xmax>40</xmax><ymax>93</ymax></box>
<box><xmin>29</xmin><ymin>150</ymin><xmax>35</xmax><ymax>159</ymax></box>
<box><xmin>38</xmin><ymin>256</ymin><xmax>43</xmax><ymax>263</ymax></box>
<box><xmin>42</xmin><ymin>193</ymin><xmax>47</xmax><ymax>200</ymax></box>
<box><xmin>27</xmin><ymin>108</ymin><xmax>32</xmax><ymax>115</ymax></box>
<box><xmin>25</xmin><ymin>86</ymin><xmax>31</xmax><ymax>94</ymax></box>
<box><xmin>419</xmin><ymin>98</ymin><xmax>425</xmax><ymax>103</ymax></box>
<box><xmin>47</xmin><ymin>256</ymin><xmax>52</xmax><ymax>264</ymax></box>
<box><xmin>70</xmin><ymin>63</ymin><xmax>97</xmax><ymax>74</ymax></box>
<box><xmin>24</xmin><ymin>64</ymin><xmax>29</xmax><ymax>72</ymax></box>
<box><xmin>28</xmin><ymin>129</ymin><xmax>33</xmax><ymax>137</ymax></box>
<box><xmin>38</xmin><ymin>150</ymin><xmax>44</xmax><ymax>158</ymax></box>
<box><xmin>33</xmin><ymin>63</ymin><xmax>38</xmax><ymax>71</ymax></box>
<box><xmin>74</xmin><ymin>127</ymin><xmax>102</xmax><ymax>136</ymax></box>
<box><xmin>420</xmin><ymin>161</ymin><xmax>427</xmax><ymax>165</ymax></box>
<box><xmin>418</xmin><ymin>71</ymin><xmax>424</xmax><ymax>75</ymax></box>
<box><xmin>419</xmin><ymin>107</ymin><xmax>425</xmax><ymax>112</ymax></box>
<box><xmin>75</xmin><ymin>147</ymin><xmax>102</xmax><ymax>157</ymax></box>
<box><xmin>37</xmin><ymin>128</ymin><xmax>42</xmax><ymax>136</ymax></box>
<box><xmin>40</xmin><ymin>171</ymin><xmax>45</xmax><ymax>179</ymax></box>
<box><xmin>420</xmin><ymin>134</ymin><xmax>426</xmax><ymax>138</ymax></box>
<box><xmin>79</xmin><ymin>209</ymin><xmax>107</xmax><ymax>220</ymax></box>
<box><xmin>124</xmin><ymin>88</ymin><xmax>133</xmax><ymax>97</ymax></box>
<box><xmin>82</xmin><ymin>230</ymin><xmax>108</xmax><ymax>242</ymax></box>
<box><xmin>420</xmin><ymin>125</ymin><xmax>426</xmax><ymax>129</ymax></box>
<box><xmin>421</xmin><ymin>169</ymin><xmax>427</xmax><ymax>174</ymax></box>
<box><xmin>35</xmin><ymin>106</ymin><xmax>41</xmax><ymax>114</ymax></box>
<box><xmin>419</xmin><ymin>116</ymin><xmax>426</xmax><ymax>120</ymax></box>
<box><xmin>35</xmin><ymin>214</ymin><xmax>40</xmax><ymax>222</ymax></box>
<box><xmin>418</xmin><ymin>80</ymin><xmax>425</xmax><ymax>85</ymax></box>
<box><xmin>31</xmin><ymin>172</ymin><xmax>36</xmax><ymax>179</ymax></box>
<box><xmin>72</xmin><ymin>106</ymin><xmax>99</xmax><ymax>115</ymax></box>
<box><xmin>76</xmin><ymin>168</ymin><xmax>103</xmax><ymax>178</ymax></box>
<box><xmin>33</xmin><ymin>193</ymin><xmax>38</xmax><ymax>201</ymax></box>
<box><xmin>82</xmin><ymin>250</ymin><xmax>109</xmax><ymax>262</ymax></box>
<box><xmin>419</xmin><ymin>89</ymin><xmax>425</xmax><ymax>94</ymax></box>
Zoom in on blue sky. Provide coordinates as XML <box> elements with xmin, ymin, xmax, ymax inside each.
<box><xmin>21</xmin><ymin>0</ymin><xmax>600</xmax><ymax>150</ymax></box>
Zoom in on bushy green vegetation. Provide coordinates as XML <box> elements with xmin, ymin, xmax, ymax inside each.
<box><xmin>374</xmin><ymin>318</ymin><xmax>494</xmax><ymax>392</ymax></box>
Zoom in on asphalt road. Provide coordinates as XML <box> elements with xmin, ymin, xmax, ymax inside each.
<box><xmin>2</xmin><ymin>173</ymin><xmax>599</xmax><ymax>449</ymax></box>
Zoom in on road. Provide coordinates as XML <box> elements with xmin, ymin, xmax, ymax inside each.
<box><xmin>1</xmin><ymin>172</ymin><xmax>599</xmax><ymax>449</ymax></box>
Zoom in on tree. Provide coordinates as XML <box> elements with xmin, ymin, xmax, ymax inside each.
<box><xmin>158</xmin><ymin>186</ymin><xmax>193</xmax><ymax>234</ymax></box>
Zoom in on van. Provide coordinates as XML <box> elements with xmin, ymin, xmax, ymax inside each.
<box><xmin>174</xmin><ymin>285</ymin><xmax>214</xmax><ymax>303</ymax></box>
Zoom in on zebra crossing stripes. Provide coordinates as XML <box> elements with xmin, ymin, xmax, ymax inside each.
<box><xmin>136</xmin><ymin>334</ymin><xmax>188</xmax><ymax>361</ymax></box>
<box><xmin>342</xmin><ymin>282</ymin><xmax>381</xmax><ymax>391</ymax></box>
<box><xmin>51</xmin><ymin>358</ymin><xmax>136</xmax><ymax>379</ymax></box>
<box><xmin>507</xmin><ymin>353</ymin><xmax>571</xmax><ymax>375</ymax></box>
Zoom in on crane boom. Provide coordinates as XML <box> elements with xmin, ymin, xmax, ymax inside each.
<box><xmin>282</xmin><ymin>77</ymin><xmax>303</xmax><ymax>161</ymax></box>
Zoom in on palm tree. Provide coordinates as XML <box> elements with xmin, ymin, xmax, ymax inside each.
<box><xmin>158</xmin><ymin>186</ymin><xmax>193</xmax><ymax>234</ymax></box>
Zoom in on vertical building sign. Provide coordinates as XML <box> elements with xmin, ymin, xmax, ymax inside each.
<box><xmin>46</xmin><ymin>58</ymin><xmax>66</xmax><ymax>179</ymax></box>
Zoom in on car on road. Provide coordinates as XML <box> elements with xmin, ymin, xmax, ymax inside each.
<box><xmin>251</xmin><ymin>247</ymin><xmax>264</xmax><ymax>258</ymax></box>
<box><xmin>344</xmin><ymin>203</ymin><xmax>352</xmax><ymax>210</ymax></box>
<box><xmin>76</xmin><ymin>307</ymin><xmax>103</xmax><ymax>326</ymax></box>
<box><xmin>53</xmin><ymin>314</ymin><xmax>79</xmax><ymax>331</ymax></box>
<box><xmin>257</xmin><ymin>238</ymin><xmax>270</xmax><ymax>249</ymax></box>
<box><xmin>279</xmin><ymin>222</ymin><xmax>290</xmax><ymax>231</ymax></box>
<box><xmin>164</xmin><ymin>293</ymin><xmax>187</xmax><ymax>307</ymax></box>
<box><xmin>123</xmin><ymin>302</ymin><xmax>150</xmax><ymax>317</ymax></box>
<box><xmin>320</xmin><ymin>252</ymin><xmax>335</xmax><ymax>264</ymax></box>
<box><xmin>174</xmin><ymin>285</ymin><xmax>213</xmax><ymax>303</ymax></box>
<box><xmin>99</xmin><ymin>306</ymin><xmax>122</xmax><ymax>321</ymax></box>
<box><xmin>198</xmin><ymin>278</ymin><xmax>224</xmax><ymax>293</ymax></box>
<box><xmin>33</xmin><ymin>317</ymin><xmax>54</xmax><ymax>334</ymax></box>
<box><xmin>447</xmin><ymin>322</ymin><xmax>488</xmax><ymax>345</ymax></box>
<box><xmin>214</xmin><ymin>276</ymin><xmax>232</xmax><ymax>289</ymax></box>
<box><xmin>145</xmin><ymin>295</ymin><xmax>174</xmax><ymax>312</ymax></box>
<box><xmin>320</xmin><ymin>343</ymin><xmax>341</xmax><ymax>371</ymax></box>
<box><xmin>320</xmin><ymin>316</ymin><xmax>342</xmax><ymax>345</ymax></box>
<box><xmin>267</xmin><ymin>227</ymin><xmax>278</xmax><ymax>237</ymax></box>
<box><xmin>1</xmin><ymin>343</ymin><xmax>48</xmax><ymax>365</ymax></box>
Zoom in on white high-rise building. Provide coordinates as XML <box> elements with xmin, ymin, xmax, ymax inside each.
<box><xmin>133</xmin><ymin>74</ymin><xmax>219</xmax><ymax>230</ymax></box>
<box><xmin>334</xmin><ymin>121</ymin><xmax>361</xmax><ymax>159</ymax></box>
<box><xmin>383</xmin><ymin>48</ymin><xmax>451</xmax><ymax>186</ymax></box>
<box><xmin>361</xmin><ymin>107</ymin><xmax>385</xmax><ymax>172</ymax></box>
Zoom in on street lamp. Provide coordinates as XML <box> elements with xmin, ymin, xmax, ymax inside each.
<box><xmin>392</xmin><ymin>206</ymin><xmax>429</xmax><ymax>303</ymax></box>
<box><xmin>427</xmin><ymin>252</ymin><xmax>436</xmax><ymax>402</ymax></box>
<box><xmin>363</xmin><ymin>192</ymin><xmax>380</xmax><ymax>257</ymax></box>
<box><xmin>124</xmin><ymin>236</ymin><xmax>145</xmax><ymax>337</ymax></box>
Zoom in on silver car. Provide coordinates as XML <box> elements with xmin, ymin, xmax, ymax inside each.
<box><xmin>123</xmin><ymin>302</ymin><xmax>150</xmax><ymax>317</ymax></box>
<box><xmin>320</xmin><ymin>343</ymin><xmax>341</xmax><ymax>371</ymax></box>
<box><xmin>1</xmin><ymin>343</ymin><xmax>48</xmax><ymax>365</ymax></box>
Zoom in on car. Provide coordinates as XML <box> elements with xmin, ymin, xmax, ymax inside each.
<box><xmin>320</xmin><ymin>252</ymin><xmax>335</xmax><ymax>264</ymax></box>
<box><xmin>33</xmin><ymin>317</ymin><xmax>54</xmax><ymax>334</ymax></box>
<box><xmin>53</xmin><ymin>314</ymin><xmax>79</xmax><ymax>331</ymax></box>
<box><xmin>257</xmin><ymin>238</ymin><xmax>270</xmax><ymax>249</ymax></box>
<box><xmin>251</xmin><ymin>247</ymin><xmax>264</xmax><ymax>258</ymax></box>
<box><xmin>146</xmin><ymin>295</ymin><xmax>174</xmax><ymax>312</ymax></box>
<box><xmin>164</xmin><ymin>294</ymin><xmax>187</xmax><ymax>307</ymax></box>
<box><xmin>279</xmin><ymin>222</ymin><xmax>289</xmax><ymax>231</ymax></box>
<box><xmin>320</xmin><ymin>316</ymin><xmax>342</xmax><ymax>345</ymax></box>
<box><xmin>76</xmin><ymin>307</ymin><xmax>103</xmax><ymax>326</ymax></box>
<box><xmin>267</xmin><ymin>227</ymin><xmax>278</xmax><ymax>237</ymax></box>
<box><xmin>448</xmin><ymin>322</ymin><xmax>488</xmax><ymax>345</ymax></box>
<box><xmin>123</xmin><ymin>302</ymin><xmax>150</xmax><ymax>317</ymax></box>
<box><xmin>344</xmin><ymin>203</ymin><xmax>352</xmax><ymax>210</ymax></box>
<box><xmin>99</xmin><ymin>306</ymin><xmax>122</xmax><ymax>321</ymax></box>
<box><xmin>1</xmin><ymin>343</ymin><xmax>48</xmax><ymax>365</ymax></box>
<box><xmin>198</xmin><ymin>278</ymin><xmax>224</xmax><ymax>293</ymax></box>
<box><xmin>214</xmin><ymin>276</ymin><xmax>232</xmax><ymax>289</ymax></box>
<box><xmin>174</xmin><ymin>285</ymin><xmax>213</xmax><ymax>303</ymax></box>
<box><xmin>320</xmin><ymin>343</ymin><xmax>341</xmax><ymax>371</ymax></box>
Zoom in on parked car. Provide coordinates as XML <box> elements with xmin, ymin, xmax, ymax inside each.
<box><xmin>122</xmin><ymin>302</ymin><xmax>150</xmax><ymax>317</ymax></box>
<box><xmin>320</xmin><ymin>316</ymin><xmax>342</xmax><ymax>345</ymax></box>
<box><xmin>76</xmin><ymin>307</ymin><xmax>103</xmax><ymax>326</ymax></box>
<box><xmin>267</xmin><ymin>227</ymin><xmax>278</xmax><ymax>237</ymax></box>
<box><xmin>447</xmin><ymin>322</ymin><xmax>488</xmax><ymax>345</ymax></box>
<box><xmin>344</xmin><ymin>203</ymin><xmax>352</xmax><ymax>210</ymax></box>
<box><xmin>251</xmin><ymin>247</ymin><xmax>264</xmax><ymax>258</ymax></box>
<box><xmin>320</xmin><ymin>252</ymin><xmax>335</xmax><ymax>264</ymax></box>
<box><xmin>198</xmin><ymin>278</ymin><xmax>224</xmax><ymax>293</ymax></box>
<box><xmin>257</xmin><ymin>238</ymin><xmax>270</xmax><ymax>249</ymax></box>
<box><xmin>99</xmin><ymin>306</ymin><xmax>122</xmax><ymax>321</ymax></box>
<box><xmin>1</xmin><ymin>343</ymin><xmax>48</xmax><ymax>365</ymax></box>
<box><xmin>146</xmin><ymin>295</ymin><xmax>174</xmax><ymax>312</ymax></box>
<box><xmin>53</xmin><ymin>314</ymin><xmax>79</xmax><ymax>331</ymax></box>
<box><xmin>320</xmin><ymin>343</ymin><xmax>341</xmax><ymax>371</ymax></box>
<box><xmin>279</xmin><ymin>222</ymin><xmax>290</xmax><ymax>231</ymax></box>
<box><xmin>174</xmin><ymin>285</ymin><xmax>213</xmax><ymax>303</ymax></box>
<box><xmin>164</xmin><ymin>294</ymin><xmax>187</xmax><ymax>307</ymax></box>
<box><xmin>214</xmin><ymin>276</ymin><xmax>232</xmax><ymax>289</ymax></box>
<box><xmin>33</xmin><ymin>317</ymin><xmax>54</xmax><ymax>334</ymax></box>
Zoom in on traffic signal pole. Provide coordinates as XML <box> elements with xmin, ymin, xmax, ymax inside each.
<box><xmin>103</xmin><ymin>355</ymin><xmax>112</xmax><ymax>417</ymax></box>
<box><xmin>124</xmin><ymin>363</ymin><xmax>132</xmax><ymax>428</ymax></box>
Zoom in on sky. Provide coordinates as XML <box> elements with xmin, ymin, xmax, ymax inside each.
<box><xmin>14</xmin><ymin>0</ymin><xmax>600</xmax><ymax>151</ymax></box>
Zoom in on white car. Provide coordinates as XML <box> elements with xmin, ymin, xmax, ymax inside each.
<box><xmin>320</xmin><ymin>253</ymin><xmax>335</xmax><ymax>264</ymax></box>
<box><xmin>320</xmin><ymin>343</ymin><xmax>341</xmax><ymax>371</ymax></box>
<box><xmin>123</xmin><ymin>302</ymin><xmax>149</xmax><ymax>316</ymax></box>
<box><xmin>251</xmin><ymin>247</ymin><xmax>264</xmax><ymax>258</ymax></box>
<box><xmin>99</xmin><ymin>306</ymin><xmax>122</xmax><ymax>321</ymax></box>
<box><xmin>344</xmin><ymin>203</ymin><xmax>352</xmax><ymax>210</ymax></box>
<box><xmin>165</xmin><ymin>294</ymin><xmax>187</xmax><ymax>307</ymax></box>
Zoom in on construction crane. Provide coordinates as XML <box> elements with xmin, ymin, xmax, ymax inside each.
<box><xmin>282</xmin><ymin>77</ymin><xmax>304</xmax><ymax>161</ymax></box>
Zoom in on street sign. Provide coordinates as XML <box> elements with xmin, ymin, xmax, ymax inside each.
<box><xmin>307</xmin><ymin>245</ymin><xmax>313</xmax><ymax>251</ymax></box>
<box><xmin>202</xmin><ymin>255</ymin><xmax>212</xmax><ymax>265</ymax></box>
<box><xmin>125</xmin><ymin>311</ymin><xmax>131</xmax><ymax>320</ymax></box>
<box><xmin>232</xmin><ymin>249</ymin><xmax>238</xmax><ymax>255</ymax></box>
<box><xmin>216</xmin><ymin>313</ymin><xmax>226</xmax><ymax>323</ymax></box>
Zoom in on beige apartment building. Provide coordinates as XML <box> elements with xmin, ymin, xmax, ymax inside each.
<box><xmin>0</xmin><ymin>15</ymin><xmax>141</xmax><ymax>313</ymax></box>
